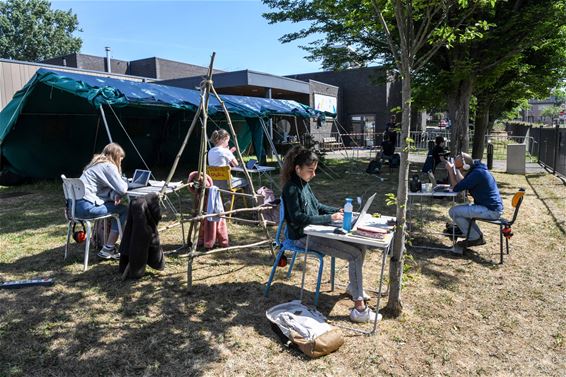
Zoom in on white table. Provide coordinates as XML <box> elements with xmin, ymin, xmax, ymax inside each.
<box><xmin>407</xmin><ymin>187</ymin><xmax>460</xmax><ymax>251</ymax></box>
<box><xmin>301</xmin><ymin>214</ymin><xmax>396</xmax><ymax>335</ymax></box>
<box><xmin>232</xmin><ymin>166</ymin><xmax>278</xmax><ymax>189</ymax></box>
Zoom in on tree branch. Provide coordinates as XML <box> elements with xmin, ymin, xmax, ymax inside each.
<box><xmin>371</xmin><ymin>0</ymin><xmax>401</xmax><ymax>69</ymax></box>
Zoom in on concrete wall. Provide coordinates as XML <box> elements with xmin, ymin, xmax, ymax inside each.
<box><xmin>0</xmin><ymin>60</ymin><xmax>145</xmax><ymax>111</ymax></box>
<box><xmin>43</xmin><ymin>53</ymin><xmax>129</xmax><ymax>75</ymax></box>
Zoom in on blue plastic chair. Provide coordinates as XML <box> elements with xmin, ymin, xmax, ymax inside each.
<box><xmin>264</xmin><ymin>197</ymin><xmax>335</xmax><ymax>306</ymax></box>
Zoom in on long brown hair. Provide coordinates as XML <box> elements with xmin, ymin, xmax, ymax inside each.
<box><xmin>280</xmin><ymin>145</ymin><xmax>319</xmax><ymax>186</ymax></box>
<box><xmin>84</xmin><ymin>143</ymin><xmax>125</xmax><ymax>173</ymax></box>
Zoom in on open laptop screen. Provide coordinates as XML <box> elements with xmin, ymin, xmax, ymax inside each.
<box><xmin>132</xmin><ymin>169</ymin><xmax>151</xmax><ymax>185</ymax></box>
<box><xmin>245</xmin><ymin>159</ymin><xmax>258</xmax><ymax>170</ymax></box>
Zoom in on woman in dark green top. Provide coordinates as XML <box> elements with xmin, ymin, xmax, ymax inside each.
<box><xmin>281</xmin><ymin>146</ymin><xmax>380</xmax><ymax>323</ymax></box>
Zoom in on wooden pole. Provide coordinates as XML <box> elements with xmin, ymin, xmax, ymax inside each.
<box><xmin>210</xmin><ymin>86</ymin><xmax>275</xmax><ymax>257</ymax></box>
<box><xmin>187</xmin><ymin>53</ymin><xmax>216</xmax><ymax>290</ymax></box>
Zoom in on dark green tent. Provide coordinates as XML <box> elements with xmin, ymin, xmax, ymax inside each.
<box><xmin>0</xmin><ymin>68</ymin><xmax>318</xmax><ymax>182</ymax></box>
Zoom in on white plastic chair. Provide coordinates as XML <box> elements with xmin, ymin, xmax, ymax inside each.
<box><xmin>61</xmin><ymin>175</ymin><xmax>123</xmax><ymax>271</ymax></box>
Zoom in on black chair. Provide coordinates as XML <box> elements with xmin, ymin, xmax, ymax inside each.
<box><xmin>465</xmin><ymin>188</ymin><xmax>525</xmax><ymax>264</ymax></box>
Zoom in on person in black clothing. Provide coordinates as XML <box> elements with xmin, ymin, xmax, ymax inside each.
<box><xmin>281</xmin><ymin>146</ymin><xmax>379</xmax><ymax>323</ymax></box>
<box><xmin>431</xmin><ymin>136</ymin><xmax>449</xmax><ymax>172</ymax></box>
<box><xmin>384</xmin><ymin>115</ymin><xmax>398</xmax><ymax>146</ymax></box>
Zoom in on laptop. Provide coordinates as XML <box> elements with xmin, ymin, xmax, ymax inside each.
<box><xmin>128</xmin><ymin>169</ymin><xmax>151</xmax><ymax>189</ymax></box>
<box><xmin>428</xmin><ymin>171</ymin><xmax>451</xmax><ymax>192</ymax></box>
<box><xmin>330</xmin><ymin>193</ymin><xmax>377</xmax><ymax>229</ymax></box>
<box><xmin>245</xmin><ymin>159</ymin><xmax>258</xmax><ymax>170</ymax></box>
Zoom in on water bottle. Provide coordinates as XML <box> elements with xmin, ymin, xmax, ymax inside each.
<box><xmin>343</xmin><ymin>198</ymin><xmax>353</xmax><ymax>232</ymax></box>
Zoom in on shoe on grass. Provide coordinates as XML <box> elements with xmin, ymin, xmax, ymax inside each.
<box><xmin>346</xmin><ymin>283</ymin><xmax>371</xmax><ymax>301</ymax></box>
<box><xmin>350</xmin><ymin>307</ymin><xmax>382</xmax><ymax>323</ymax></box>
<box><xmin>97</xmin><ymin>246</ymin><xmax>120</xmax><ymax>260</ymax></box>
<box><xmin>456</xmin><ymin>237</ymin><xmax>486</xmax><ymax>248</ymax></box>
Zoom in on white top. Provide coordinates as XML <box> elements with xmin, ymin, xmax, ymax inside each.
<box><xmin>80</xmin><ymin>162</ymin><xmax>128</xmax><ymax>205</ymax></box>
<box><xmin>208</xmin><ymin>146</ymin><xmax>235</xmax><ymax>166</ymax></box>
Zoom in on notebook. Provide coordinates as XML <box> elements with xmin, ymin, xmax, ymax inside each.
<box><xmin>128</xmin><ymin>169</ymin><xmax>151</xmax><ymax>189</ymax></box>
<box><xmin>245</xmin><ymin>159</ymin><xmax>258</xmax><ymax>170</ymax></box>
<box><xmin>330</xmin><ymin>193</ymin><xmax>377</xmax><ymax>229</ymax></box>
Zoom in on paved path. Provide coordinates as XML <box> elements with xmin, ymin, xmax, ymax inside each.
<box><xmin>324</xmin><ymin>149</ymin><xmax>546</xmax><ymax>175</ymax></box>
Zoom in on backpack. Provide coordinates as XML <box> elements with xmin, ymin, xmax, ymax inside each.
<box><xmin>266</xmin><ymin>300</ymin><xmax>344</xmax><ymax>358</ymax></box>
<box><xmin>390</xmin><ymin>153</ymin><xmax>401</xmax><ymax>168</ymax></box>
<box><xmin>257</xmin><ymin>186</ymin><xmax>280</xmax><ymax>224</ymax></box>
<box><xmin>366</xmin><ymin>159</ymin><xmax>382</xmax><ymax>175</ymax></box>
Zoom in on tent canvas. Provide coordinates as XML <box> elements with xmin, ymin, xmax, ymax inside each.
<box><xmin>0</xmin><ymin>68</ymin><xmax>323</xmax><ymax>181</ymax></box>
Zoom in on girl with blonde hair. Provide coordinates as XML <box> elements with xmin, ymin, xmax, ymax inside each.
<box><xmin>76</xmin><ymin>143</ymin><xmax>128</xmax><ymax>260</ymax></box>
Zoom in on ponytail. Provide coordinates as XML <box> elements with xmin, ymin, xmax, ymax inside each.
<box><xmin>280</xmin><ymin>145</ymin><xmax>319</xmax><ymax>186</ymax></box>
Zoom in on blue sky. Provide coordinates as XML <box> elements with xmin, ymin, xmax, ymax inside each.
<box><xmin>51</xmin><ymin>0</ymin><xmax>323</xmax><ymax>75</ymax></box>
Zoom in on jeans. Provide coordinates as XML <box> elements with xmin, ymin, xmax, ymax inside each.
<box><xmin>294</xmin><ymin>237</ymin><xmax>366</xmax><ymax>301</ymax></box>
<box><xmin>449</xmin><ymin>204</ymin><xmax>502</xmax><ymax>241</ymax></box>
<box><xmin>74</xmin><ymin>199</ymin><xmax>127</xmax><ymax>232</ymax></box>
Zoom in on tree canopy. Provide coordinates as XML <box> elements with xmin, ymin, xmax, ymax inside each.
<box><xmin>0</xmin><ymin>0</ymin><xmax>82</xmax><ymax>61</ymax></box>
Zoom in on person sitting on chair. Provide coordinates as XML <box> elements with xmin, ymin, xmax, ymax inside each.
<box><xmin>431</xmin><ymin>136</ymin><xmax>449</xmax><ymax>172</ymax></box>
<box><xmin>76</xmin><ymin>143</ymin><xmax>128</xmax><ymax>260</ymax></box>
<box><xmin>208</xmin><ymin>129</ymin><xmax>246</xmax><ymax>188</ymax></box>
<box><xmin>442</xmin><ymin>153</ymin><xmax>503</xmax><ymax>250</ymax></box>
<box><xmin>281</xmin><ymin>145</ymin><xmax>379</xmax><ymax>323</ymax></box>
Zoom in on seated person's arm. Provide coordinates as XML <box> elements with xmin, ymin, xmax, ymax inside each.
<box><xmin>441</xmin><ymin>157</ymin><xmax>462</xmax><ymax>188</ymax></box>
<box><xmin>284</xmin><ymin>186</ymin><xmax>334</xmax><ymax>226</ymax></box>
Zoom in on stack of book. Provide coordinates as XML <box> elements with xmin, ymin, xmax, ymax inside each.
<box><xmin>353</xmin><ymin>225</ymin><xmax>390</xmax><ymax>239</ymax></box>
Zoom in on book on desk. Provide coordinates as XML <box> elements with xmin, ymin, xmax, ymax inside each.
<box><xmin>353</xmin><ymin>225</ymin><xmax>390</xmax><ymax>239</ymax></box>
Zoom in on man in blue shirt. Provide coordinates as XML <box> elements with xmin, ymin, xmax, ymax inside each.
<box><xmin>442</xmin><ymin>153</ymin><xmax>504</xmax><ymax>250</ymax></box>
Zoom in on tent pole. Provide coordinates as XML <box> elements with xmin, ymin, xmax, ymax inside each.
<box><xmin>210</xmin><ymin>85</ymin><xmax>275</xmax><ymax>258</ymax></box>
<box><xmin>293</xmin><ymin>116</ymin><xmax>300</xmax><ymax>141</ymax></box>
<box><xmin>259</xmin><ymin>118</ymin><xmax>283</xmax><ymax>168</ymax></box>
<box><xmin>99</xmin><ymin>105</ymin><xmax>113</xmax><ymax>143</ymax></box>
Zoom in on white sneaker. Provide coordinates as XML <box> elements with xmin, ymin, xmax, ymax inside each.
<box><xmin>350</xmin><ymin>307</ymin><xmax>382</xmax><ymax>323</ymax></box>
<box><xmin>97</xmin><ymin>246</ymin><xmax>120</xmax><ymax>260</ymax></box>
<box><xmin>346</xmin><ymin>283</ymin><xmax>371</xmax><ymax>301</ymax></box>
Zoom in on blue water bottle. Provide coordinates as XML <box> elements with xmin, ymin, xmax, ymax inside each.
<box><xmin>343</xmin><ymin>198</ymin><xmax>353</xmax><ymax>232</ymax></box>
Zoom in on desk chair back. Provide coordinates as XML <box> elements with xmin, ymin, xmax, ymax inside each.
<box><xmin>509</xmin><ymin>189</ymin><xmax>525</xmax><ymax>224</ymax></box>
<box><xmin>207</xmin><ymin>165</ymin><xmax>247</xmax><ymax>219</ymax></box>
<box><xmin>265</xmin><ymin>196</ymin><xmax>334</xmax><ymax>306</ymax></box>
<box><xmin>207</xmin><ymin>166</ymin><xmax>233</xmax><ymax>189</ymax></box>
<box><xmin>61</xmin><ymin>175</ymin><xmax>122</xmax><ymax>271</ymax></box>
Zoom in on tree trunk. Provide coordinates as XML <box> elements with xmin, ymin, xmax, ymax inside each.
<box><xmin>384</xmin><ymin>65</ymin><xmax>411</xmax><ymax>318</ymax></box>
<box><xmin>472</xmin><ymin>96</ymin><xmax>491</xmax><ymax>159</ymax></box>
<box><xmin>447</xmin><ymin>78</ymin><xmax>473</xmax><ymax>155</ymax></box>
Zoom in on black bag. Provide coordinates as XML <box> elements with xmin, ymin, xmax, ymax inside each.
<box><xmin>409</xmin><ymin>174</ymin><xmax>421</xmax><ymax>192</ymax></box>
<box><xmin>390</xmin><ymin>153</ymin><xmax>401</xmax><ymax>168</ymax></box>
<box><xmin>366</xmin><ymin>159</ymin><xmax>382</xmax><ymax>175</ymax></box>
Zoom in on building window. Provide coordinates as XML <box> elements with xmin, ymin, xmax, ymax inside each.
<box><xmin>350</xmin><ymin>114</ymin><xmax>376</xmax><ymax>147</ymax></box>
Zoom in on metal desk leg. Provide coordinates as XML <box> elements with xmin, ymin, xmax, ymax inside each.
<box><xmin>299</xmin><ymin>235</ymin><xmax>310</xmax><ymax>302</ymax></box>
<box><xmin>371</xmin><ymin>239</ymin><xmax>391</xmax><ymax>335</ymax></box>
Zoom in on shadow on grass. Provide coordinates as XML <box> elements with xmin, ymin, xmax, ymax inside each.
<box><xmin>0</xmin><ymin>243</ymin><xmax>339</xmax><ymax>375</ymax></box>
<box><xmin>525</xmin><ymin>173</ymin><xmax>565</xmax><ymax>235</ymax></box>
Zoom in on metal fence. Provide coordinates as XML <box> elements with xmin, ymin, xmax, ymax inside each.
<box><xmin>505</xmin><ymin>123</ymin><xmax>565</xmax><ymax>177</ymax></box>
<box><xmin>312</xmin><ymin>125</ymin><xmax>565</xmax><ymax>177</ymax></box>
